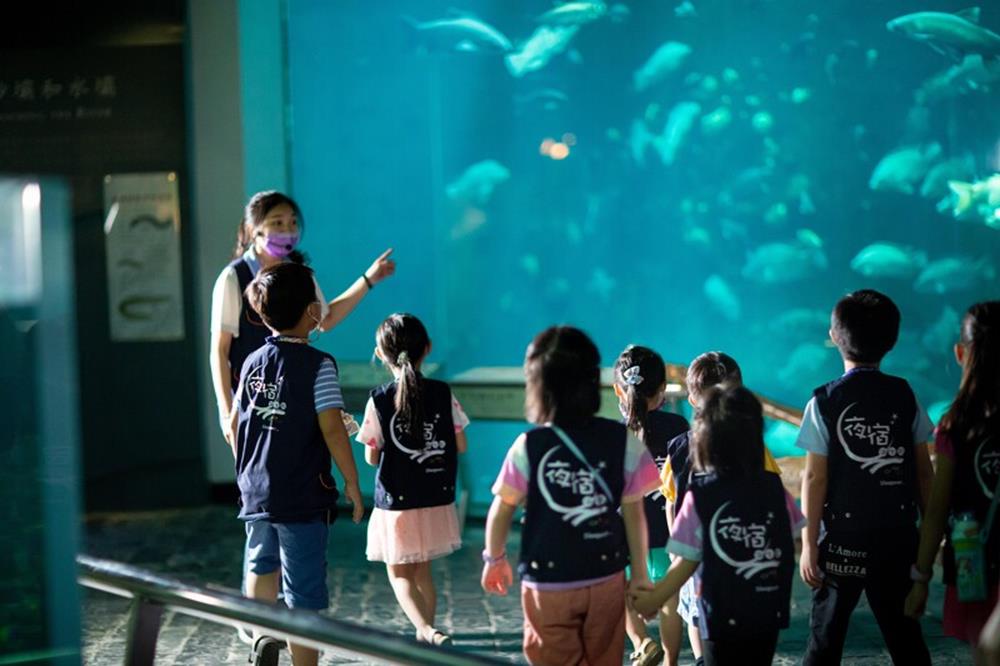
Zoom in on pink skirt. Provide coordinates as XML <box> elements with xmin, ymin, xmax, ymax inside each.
<box><xmin>366</xmin><ymin>504</ymin><xmax>462</xmax><ymax>565</ymax></box>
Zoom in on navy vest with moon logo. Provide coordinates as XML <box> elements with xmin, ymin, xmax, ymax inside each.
<box><xmin>812</xmin><ymin>369</ymin><xmax>919</xmax><ymax>531</ymax></box>
<box><xmin>235</xmin><ymin>339</ymin><xmax>340</xmax><ymax>522</ymax></box>
<box><xmin>642</xmin><ymin>411</ymin><xmax>689</xmax><ymax>548</ymax></box>
<box><xmin>228</xmin><ymin>257</ymin><xmax>270</xmax><ymax>387</ymax></box>
<box><xmin>520</xmin><ymin>418</ymin><xmax>628</xmax><ymax>584</ymax></box>
<box><xmin>667</xmin><ymin>430</ymin><xmax>693</xmax><ymax>509</ymax></box>
<box><xmin>943</xmin><ymin>433</ymin><xmax>1000</xmax><ymax>587</ymax></box>
<box><xmin>691</xmin><ymin>471</ymin><xmax>794</xmax><ymax>640</ymax></box>
<box><xmin>370</xmin><ymin>378</ymin><xmax>457</xmax><ymax>511</ymax></box>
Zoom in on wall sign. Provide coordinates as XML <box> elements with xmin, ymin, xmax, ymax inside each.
<box><xmin>103</xmin><ymin>172</ymin><xmax>184</xmax><ymax>341</ymax></box>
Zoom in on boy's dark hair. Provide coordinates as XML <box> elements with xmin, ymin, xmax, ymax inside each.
<box><xmin>687</xmin><ymin>351</ymin><xmax>742</xmax><ymax>404</ymax></box>
<box><xmin>691</xmin><ymin>384</ymin><xmax>765</xmax><ymax>478</ymax></box>
<box><xmin>614</xmin><ymin>345</ymin><xmax>666</xmax><ymax>443</ymax></box>
<box><xmin>524</xmin><ymin>326</ymin><xmax>601</xmax><ymax>426</ymax></box>
<box><xmin>376</xmin><ymin>313</ymin><xmax>431</xmax><ymax>435</ymax></box>
<box><xmin>246</xmin><ymin>263</ymin><xmax>316</xmax><ymax>332</ymax></box>
<box><xmin>830</xmin><ymin>289</ymin><xmax>900</xmax><ymax>363</ymax></box>
<box><xmin>940</xmin><ymin>301</ymin><xmax>1000</xmax><ymax>446</ymax></box>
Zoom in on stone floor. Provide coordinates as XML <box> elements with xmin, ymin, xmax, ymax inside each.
<box><xmin>81</xmin><ymin>506</ymin><xmax>971</xmax><ymax>665</ymax></box>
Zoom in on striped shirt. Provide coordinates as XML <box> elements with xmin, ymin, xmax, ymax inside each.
<box><xmin>314</xmin><ymin>359</ymin><xmax>344</xmax><ymax>413</ymax></box>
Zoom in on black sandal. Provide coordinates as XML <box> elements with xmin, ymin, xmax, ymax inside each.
<box><xmin>249</xmin><ymin>635</ymin><xmax>282</xmax><ymax>666</ymax></box>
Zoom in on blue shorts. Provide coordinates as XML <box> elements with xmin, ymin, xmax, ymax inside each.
<box><xmin>243</xmin><ymin>518</ymin><xmax>330</xmax><ymax>610</ymax></box>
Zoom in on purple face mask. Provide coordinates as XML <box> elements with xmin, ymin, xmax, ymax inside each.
<box><xmin>261</xmin><ymin>232</ymin><xmax>300</xmax><ymax>258</ymax></box>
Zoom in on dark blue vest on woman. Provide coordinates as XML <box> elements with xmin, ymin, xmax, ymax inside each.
<box><xmin>691</xmin><ymin>471</ymin><xmax>794</xmax><ymax>640</ymax></box>
<box><xmin>812</xmin><ymin>369</ymin><xmax>919</xmax><ymax>531</ymax></box>
<box><xmin>235</xmin><ymin>338</ymin><xmax>340</xmax><ymax>522</ymax></box>
<box><xmin>520</xmin><ymin>418</ymin><xmax>629</xmax><ymax>584</ymax></box>
<box><xmin>642</xmin><ymin>410</ymin><xmax>689</xmax><ymax>548</ymax></box>
<box><xmin>228</xmin><ymin>257</ymin><xmax>270</xmax><ymax>386</ymax></box>
<box><xmin>370</xmin><ymin>378</ymin><xmax>457</xmax><ymax>510</ymax></box>
<box><xmin>943</xmin><ymin>431</ymin><xmax>1000</xmax><ymax>587</ymax></box>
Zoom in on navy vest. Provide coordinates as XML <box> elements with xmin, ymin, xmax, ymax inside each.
<box><xmin>520</xmin><ymin>418</ymin><xmax>629</xmax><ymax>584</ymax></box>
<box><xmin>642</xmin><ymin>411</ymin><xmax>690</xmax><ymax>548</ymax></box>
<box><xmin>812</xmin><ymin>370</ymin><xmax>919</xmax><ymax>531</ymax></box>
<box><xmin>370</xmin><ymin>378</ymin><xmax>458</xmax><ymax>510</ymax></box>
<box><xmin>667</xmin><ymin>431</ymin><xmax>693</xmax><ymax>511</ymax></box>
<box><xmin>943</xmin><ymin>431</ymin><xmax>1000</xmax><ymax>587</ymax></box>
<box><xmin>235</xmin><ymin>338</ymin><xmax>340</xmax><ymax>522</ymax></box>
<box><xmin>228</xmin><ymin>258</ymin><xmax>270</xmax><ymax>386</ymax></box>
<box><xmin>691</xmin><ymin>471</ymin><xmax>794</xmax><ymax>640</ymax></box>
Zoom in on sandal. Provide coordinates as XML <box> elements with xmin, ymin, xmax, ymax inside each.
<box><xmin>417</xmin><ymin>627</ymin><xmax>453</xmax><ymax>646</ymax></box>
<box><xmin>249</xmin><ymin>635</ymin><xmax>282</xmax><ymax>666</ymax></box>
<box><xmin>629</xmin><ymin>637</ymin><xmax>663</xmax><ymax>666</ymax></box>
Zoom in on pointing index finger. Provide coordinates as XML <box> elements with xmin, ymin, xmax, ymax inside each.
<box><xmin>376</xmin><ymin>248</ymin><xmax>393</xmax><ymax>262</ymax></box>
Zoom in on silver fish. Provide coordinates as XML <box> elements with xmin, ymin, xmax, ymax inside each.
<box><xmin>703</xmin><ymin>274</ymin><xmax>741</xmax><ymax>321</ymax></box>
<box><xmin>887</xmin><ymin>8</ymin><xmax>1000</xmax><ymax>59</ymax></box>
<box><xmin>506</xmin><ymin>25</ymin><xmax>579</xmax><ymax>77</ymax></box>
<box><xmin>445</xmin><ymin>160</ymin><xmax>510</xmax><ymax>205</ymax></box>
<box><xmin>634</xmin><ymin>41</ymin><xmax>692</xmax><ymax>92</ymax></box>
<box><xmin>406</xmin><ymin>15</ymin><xmax>513</xmax><ymax>53</ymax></box>
<box><xmin>869</xmin><ymin>143</ymin><xmax>942</xmax><ymax>195</ymax></box>
<box><xmin>654</xmin><ymin>101</ymin><xmax>701</xmax><ymax>165</ymax></box>
<box><xmin>913</xmin><ymin>257</ymin><xmax>996</xmax><ymax>294</ymax></box>
<box><xmin>850</xmin><ymin>242</ymin><xmax>927</xmax><ymax>279</ymax></box>
<box><xmin>537</xmin><ymin>1</ymin><xmax>608</xmax><ymax>26</ymax></box>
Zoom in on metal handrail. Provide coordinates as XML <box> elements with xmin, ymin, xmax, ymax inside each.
<box><xmin>77</xmin><ymin>555</ymin><xmax>504</xmax><ymax>666</ymax></box>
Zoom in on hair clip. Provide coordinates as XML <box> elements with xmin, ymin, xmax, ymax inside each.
<box><xmin>623</xmin><ymin>365</ymin><xmax>644</xmax><ymax>386</ymax></box>
<box><xmin>396</xmin><ymin>351</ymin><xmax>410</xmax><ymax>365</ymax></box>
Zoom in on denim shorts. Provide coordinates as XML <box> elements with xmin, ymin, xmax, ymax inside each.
<box><xmin>243</xmin><ymin>518</ymin><xmax>330</xmax><ymax>610</ymax></box>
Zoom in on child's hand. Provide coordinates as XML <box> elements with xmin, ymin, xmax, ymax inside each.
<box><xmin>344</xmin><ymin>481</ymin><xmax>364</xmax><ymax>524</ymax></box>
<box><xmin>629</xmin><ymin>586</ymin><xmax>659</xmax><ymax>619</ymax></box>
<box><xmin>365</xmin><ymin>249</ymin><xmax>396</xmax><ymax>286</ymax></box>
<box><xmin>481</xmin><ymin>559</ymin><xmax>513</xmax><ymax>596</ymax></box>
<box><xmin>904</xmin><ymin>583</ymin><xmax>928</xmax><ymax>619</ymax></box>
<box><xmin>800</xmin><ymin>541</ymin><xmax>823</xmax><ymax>588</ymax></box>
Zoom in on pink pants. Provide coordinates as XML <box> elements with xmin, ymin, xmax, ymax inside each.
<box><xmin>521</xmin><ymin>573</ymin><xmax>626</xmax><ymax>666</ymax></box>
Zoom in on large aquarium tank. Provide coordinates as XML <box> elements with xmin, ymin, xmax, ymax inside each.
<box><xmin>281</xmin><ymin>0</ymin><xmax>998</xmax><ymax>495</ymax></box>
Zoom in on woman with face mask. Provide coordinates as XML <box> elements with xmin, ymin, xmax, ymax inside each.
<box><xmin>210</xmin><ymin>190</ymin><xmax>396</xmax><ymax>445</ymax></box>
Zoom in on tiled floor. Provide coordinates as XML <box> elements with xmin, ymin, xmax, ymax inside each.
<box><xmin>81</xmin><ymin>507</ymin><xmax>971</xmax><ymax>665</ymax></box>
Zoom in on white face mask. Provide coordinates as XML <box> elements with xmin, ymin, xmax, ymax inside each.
<box><xmin>307</xmin><ymin>303</ymin><xmax>322</xmax><ymax>342</ymax></box>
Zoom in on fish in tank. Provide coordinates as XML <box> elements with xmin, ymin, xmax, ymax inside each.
<box><xmin>284</xmin><ymin>0</ymin><xmax>999</xmax><ymax>464</ymax></box>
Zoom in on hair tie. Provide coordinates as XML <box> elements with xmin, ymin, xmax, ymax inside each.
<box><xmin>623</xmin><ymin>365</ymin><xmax>644</xmax><ymax>386</ymax></box>
<box><xmin>396</xmin><ymin>351</ymin><xmax>410</xmax><ymax>365</ymax></box>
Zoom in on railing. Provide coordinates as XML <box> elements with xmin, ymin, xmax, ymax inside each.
<box><xmin>77</xmin><ymin>555</ymin><xmax>505</xmax><ymax>666</ymax></box>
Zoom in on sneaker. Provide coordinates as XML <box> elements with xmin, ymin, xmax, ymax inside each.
<box><xmin>249</xmin><ymin>636</ymin><xmax>282</xmax><ymax>666</ymax></box>
<box><xmin>629</xmin><ymin>638</ymin><xmax>663</xmax><ymax>666</ymax></box>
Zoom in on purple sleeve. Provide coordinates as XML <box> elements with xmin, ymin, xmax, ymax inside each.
<box><xmin>666</xmin><ymin>492</ymin><xmax>702</xmax><ymax>561</ymax></box>
<box><xmin>491</xmin><ymin>435</ymin><xmax>528</xmax><ymax>505</ymax></box>
<box><xmin>785</xmin><ymin>490</ymin><xmax>807</xmax><ymax>533</ymax></box>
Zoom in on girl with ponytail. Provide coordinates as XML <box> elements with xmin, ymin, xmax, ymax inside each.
<box><xmin>613</xmin><ymin>345</ymin><xmax>689</xmax><ymax>666</ymax></box>
<box><xmin>356</xmin><ymin>313</ymin><xmax>470</xmax><ymax>645</ymax></box>
<box><xmin>907</xmin><ymin>301</ymin><xmax>1000</xmax><ymax>655</ymax></box>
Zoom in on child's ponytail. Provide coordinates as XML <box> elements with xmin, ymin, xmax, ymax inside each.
<box><xmin>377</xmin><ymin>313</ymin><xmax>432</xmax><ymax>436</ymax></box>
<box><xmin>394</xmin><ymin>350</ymin><xmax>424</xmax><ymax>435</ymax></box>
<box><xmin>940</xmin><ymin>301</ymin><xmax>1000</xmax><ymax>445</ymax></box>
<box><xmin>614</xmin><ymin>345</ymin><xmax>667</xmax><ymax>444</ymax></box>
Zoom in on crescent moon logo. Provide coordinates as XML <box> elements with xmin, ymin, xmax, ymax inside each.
<box><xmin>389</xmin><ymin>412</ymin><xmax>444</xmax><ymax>464</ymax></box>
<box><xmin>537</xmin><ymin>446</ymin><xmax>608</xmax><ymax>527</ymax></box>
<box><xmin>836</xmin><ymin>402</ymin><xmax>903</xmax><ymax>474</ymax></box>
<box><xmin>708</xmin><ymin>501</ymin><xmax>780</xmax><ymax>580</ymax></box>
<box><xmin>974</xmin><ymin>439</ymin><xmax>999</xmax><ymax>500</ymax></box>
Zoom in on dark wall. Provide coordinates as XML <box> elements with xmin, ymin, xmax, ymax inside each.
<box><xmin>0</xmin><ymin>4</ymin><xmax>208</xmax><ymax>510</ymax></box>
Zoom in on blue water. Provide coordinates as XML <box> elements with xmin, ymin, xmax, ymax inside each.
<box><xmin>283</xmin><ymin>1</ymin><xmax>998</xmax><ymax>479</ymax></box>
